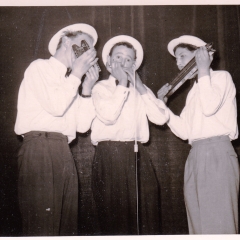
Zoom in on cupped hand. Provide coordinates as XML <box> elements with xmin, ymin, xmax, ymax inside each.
<box><xmin>82</xmin><ymin>65</ymin><xmax>99</xmax><ymax>95</ymax></box>
<box><xmin>111</xmin><ymin>62</ymin><xmax>128</xmax><ymax>86</ymax></box>
<box><xmin>195</xmin><ymin>46</ymin><xmax>211</xmax><ymax>78</ymax></box>
<box><xmin>71</xmin><ymin>48</ymin><xmax>98</xmax><ymax>79</ymax></box>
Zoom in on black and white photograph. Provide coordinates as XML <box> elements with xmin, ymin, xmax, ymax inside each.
<box><xmin>0</xmin><ymin>1</ymin><xmax>239</xmax><ymax>237</ymax></box>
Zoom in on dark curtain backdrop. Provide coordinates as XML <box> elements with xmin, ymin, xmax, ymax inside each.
<box><xmin>0</xmin><ymin>5</ymin><xmax>240</xmax><ymax>236</ymax></box>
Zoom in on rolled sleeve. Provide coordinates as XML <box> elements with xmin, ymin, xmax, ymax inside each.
<box><xmin>197</xmin><ymin>71</ymin><xmax>230</xmax><ymax>116</ymax></box>
<box><xmin>92</xmin><ymin>84</ymin><xmax>129</xmax><ymax>125</ymax></box>
<box><xmin>76</xmin><ymin>96</ymin><xmax>96</xmax><ymax>133</ymax></box>
<box><xmin>141</xmin><ymin>87</ymin><xmax>169</xmax><ymax>125</ymax></box>
<box><xmin>167</xmin><ymin>107</ymin><xmax>188</xmax><ymax>140</ymax></box>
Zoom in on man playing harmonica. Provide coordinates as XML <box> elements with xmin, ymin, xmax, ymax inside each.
<box><xmin>14</xmin><ymin>23</ymin><xmax>99</xmax><ymax>236</ymax></box>
<box><xmin>90</xmin><ymin>35</ymin><xmax>168</xmax><ymax>235</ymax></box>
<box><xmin>158</xmin><ymin>35</ymin><xmax>239</xmax><ymax>234</ymax></box>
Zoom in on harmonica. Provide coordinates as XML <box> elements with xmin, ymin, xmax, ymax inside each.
<box><xmin>72</xmin><ymin>40</ymin><xmax>101</xmax><ymax>72</ymax></box>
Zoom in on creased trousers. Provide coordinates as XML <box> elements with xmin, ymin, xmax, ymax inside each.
<box><xmin>184</xmin><ymin>135</ymin><xmax>239</xmax><ymax>234</ymax></box>
<box><xmin>92</xmin><ymin>141</ymin><xmax>161</xmax><ymax>235</ymax></box>
<box><xmin>18</xmin><ymin>131</ymin><xmax>78</xmax><ymax>236</ymax></box>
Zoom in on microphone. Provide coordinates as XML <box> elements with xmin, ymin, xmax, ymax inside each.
<box><xmin>72</xmin><ymin>40</ymin><xmax>101</xmax><ymax>72</ymax></box>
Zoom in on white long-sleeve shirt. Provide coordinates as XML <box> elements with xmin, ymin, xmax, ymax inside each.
<box><xmin>91</xmin><ymin>75</ymin><xmax>168</xmax><ymax>145</ymax></box>
<box><xmin>165</xmin><ymin>70</ymin><xmax>238</xmax><ymax>144</ymax></box>
<box><xmin>15</xmin><ymin>57</ymin><xmax>95</xmax><ymax>143</ymax></box>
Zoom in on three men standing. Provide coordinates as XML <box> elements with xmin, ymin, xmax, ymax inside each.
<box><xmin>15</xmin><ymin>22</ymin><xmax>239</xmax><ymax>235</ymax></box>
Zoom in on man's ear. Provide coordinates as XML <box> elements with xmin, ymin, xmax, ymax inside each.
<box><xmin>209</xmin><ymin>52</ymin><xmax>214</xmax><ymax>63</ymax></box>
<box><xmin>106</xmin><ymin>55</ymin><xmax>112</xmax><ymax>73</ymax></box>
<box><xmin>107</xmin><ymin>55</ymin><xmax>111</xmax><ymax>66</ymax></box>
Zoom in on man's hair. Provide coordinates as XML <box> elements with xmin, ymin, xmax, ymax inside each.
<box><xmin>173</xmin><ymin>43</ymin><xmax>198</xmax><ymax>54</ymax></box>
<box><xmin>109</xmin><ymin>41</ymin><xmax>137</xmax><ymax>60</ymax></box>
<box><xmin>56</xmin><ymin>30</ymin><xmax>94</xmax><ymax>50</ymax></box>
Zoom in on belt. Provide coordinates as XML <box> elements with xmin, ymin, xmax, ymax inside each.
<box><xmin>24</xmin><ymin>131</ymin><xmax>67</xmax><ymax>141</ymax></box>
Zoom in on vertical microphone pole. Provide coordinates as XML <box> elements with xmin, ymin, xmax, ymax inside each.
<box><xmin>133</xmin><ymin>67</ymin><xmax>139</xmax><ymax>235</ymax></box>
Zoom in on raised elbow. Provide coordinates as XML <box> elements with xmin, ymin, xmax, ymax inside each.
<box><xmin>77</xmin><ymin>126</ymin><xmax>91</xmax><ymax>133</ymax></box>
<box><xmin>45</xmin><ymin>101</ymin><xmax>68</xmax><ymax>117</ymax></box>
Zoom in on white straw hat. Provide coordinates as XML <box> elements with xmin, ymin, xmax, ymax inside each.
<box><xmin>168</xmin><ymin>35</ymin><xmax>206</xmax><ymax>57</ymax></box>
<box><xmin>102</xmin><ymin>35</ymin><xmax>144</xmax><ymax>70</ymax></box>
<box><xmin>48</xmin><ymin>23</ymin><xmax>98</xmax><ymax>56</ymax></box>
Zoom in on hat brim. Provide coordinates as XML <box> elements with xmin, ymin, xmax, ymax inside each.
<box><xmin>168</xmin><ymin>35</ymin><xmax>206</xmax><ymax>57</ymax></box>
<box><xmin>48</xmin><ymin>23</ymin><xmax>98</xmax><ymax>56</ymax></box>
<box><xmin>102</xmin><ymin>35</ymin><xmax>143</xmax><ymax>70</ymax></box>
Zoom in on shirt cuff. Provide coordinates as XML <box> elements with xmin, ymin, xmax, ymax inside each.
<box><xmin>141</xmin><ymin>89</ymin><xmax>170</xmax><ymax>122</ymax></box>
<box><xmin>80</xmin><ymin>96</ymin><xmax>93</xmax><ymax>103</ymax></box>
<box><xmin>64</xmin><ymin>74</ymin><xmax>81</xmax><ymax>92</ymax></box>
<box><xmin>166</xmin><ymin>108</ymin><xmax>173</xmax><ymax>126</ymax></box>
<box><xmin>141</xmin><ymin>88</ymin><xmax>167</xmax><ymax>109</ymax></box>
<box><xmin>161</xmin><ymin>103</ymin><xmax>170</xmax><ymax>121</ymax></box>
<box><xmin>115</xmin><ymin>85</ymin><xmax>130</xmax><ymax>97</ymax></box>
<box><xmin>140</xmin><ymin>93</ymin><xmax>152</xmax><ymax>104</ymax></box>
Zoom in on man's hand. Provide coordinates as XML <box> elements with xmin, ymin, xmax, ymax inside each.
<box><xmin>82</xmin><ymin>65</ymin><xmax>99</xmax><ymax>95</ymax></box>
<box><xmin>71</xmin><ymin>48</ymin><xmax>98</xmax><ymax>79</ymax></box>
<box><xmin>157</xmin><ymin>83</ymin><xmax>172</xmax><ymax>103</ymax></box>
<box><xmin>195</xmin><ymin>46</ymin><xmax>212</xmax><ymax>79</ymax></box>
<box><xmin>111</xmin><ymin>61</ymin><xmax>128</xmax><ymax>87</ymax></box>
<box><xmin>124</xmin><ymin>68</ymin><xmax>147</xmax><ymax>94</ymax></box>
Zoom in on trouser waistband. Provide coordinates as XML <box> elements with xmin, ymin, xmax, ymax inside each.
<box><xmin>192</xmin><ymin>135</ymin><xmax>230</xmax><ymax>147</ymax></box>
<box><xmin>24</xmin><ymin>131</ymin><xmax>67</xmax><ymax>141</ymax></box>
<box><xmin>97</xmin><ymin>141</ymin><xmax>141</xmax><ymax>146</ymax></box>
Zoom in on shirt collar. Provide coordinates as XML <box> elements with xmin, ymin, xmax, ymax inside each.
<box><xmin>109</xmin><ymin>74</ymin><xmax>116</xmax><ymax>81</ymax></box>
<box><xmin>49</xmin><ymin>56</ymin><xmax>68</xmax><ymax>77</ymax></box>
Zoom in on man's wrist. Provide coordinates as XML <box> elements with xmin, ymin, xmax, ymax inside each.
<box><xmin>118</xmin><ymin>78</ymin><xmax>128</xmax><ymax>86</ymax></box>
<box><xmin>82</xmin><ymin>81</ymin><xmax>94</xmax><ymax>93</ymax></box>
<box><xmin>81</xmin><ymin>87</ymin><xmax>92</xmax><ymax>95</ymax></box>
<box><xmin>70</xmin><ymin>69</ymin><xmax>83</xmax><ymax>80</ymax></box>
<box><xmin>198</xmin><ymin>69</ymin><xmax>210</xmax><ymax>79</ymax></box>
<box><xmin>81</xmin><ymin>86</ymin><xmax>92</xmax><ymax>96</ymax></box>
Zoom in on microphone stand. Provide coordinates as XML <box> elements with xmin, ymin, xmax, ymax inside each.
<box><xmin>132</xmin><ymin>68</ymin><xmax>140</xmax><ymax>235</ymax></box>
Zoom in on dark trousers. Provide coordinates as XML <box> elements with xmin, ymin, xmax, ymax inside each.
<box><xmin>18</xmin><ymin>131</ymin><xmax>78</xmax><ymax>236</ymax></box>
<box><xmin>92</xmin><ymin>141</ymin><xmax>161</xmax><ymax>235</ymax></box>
